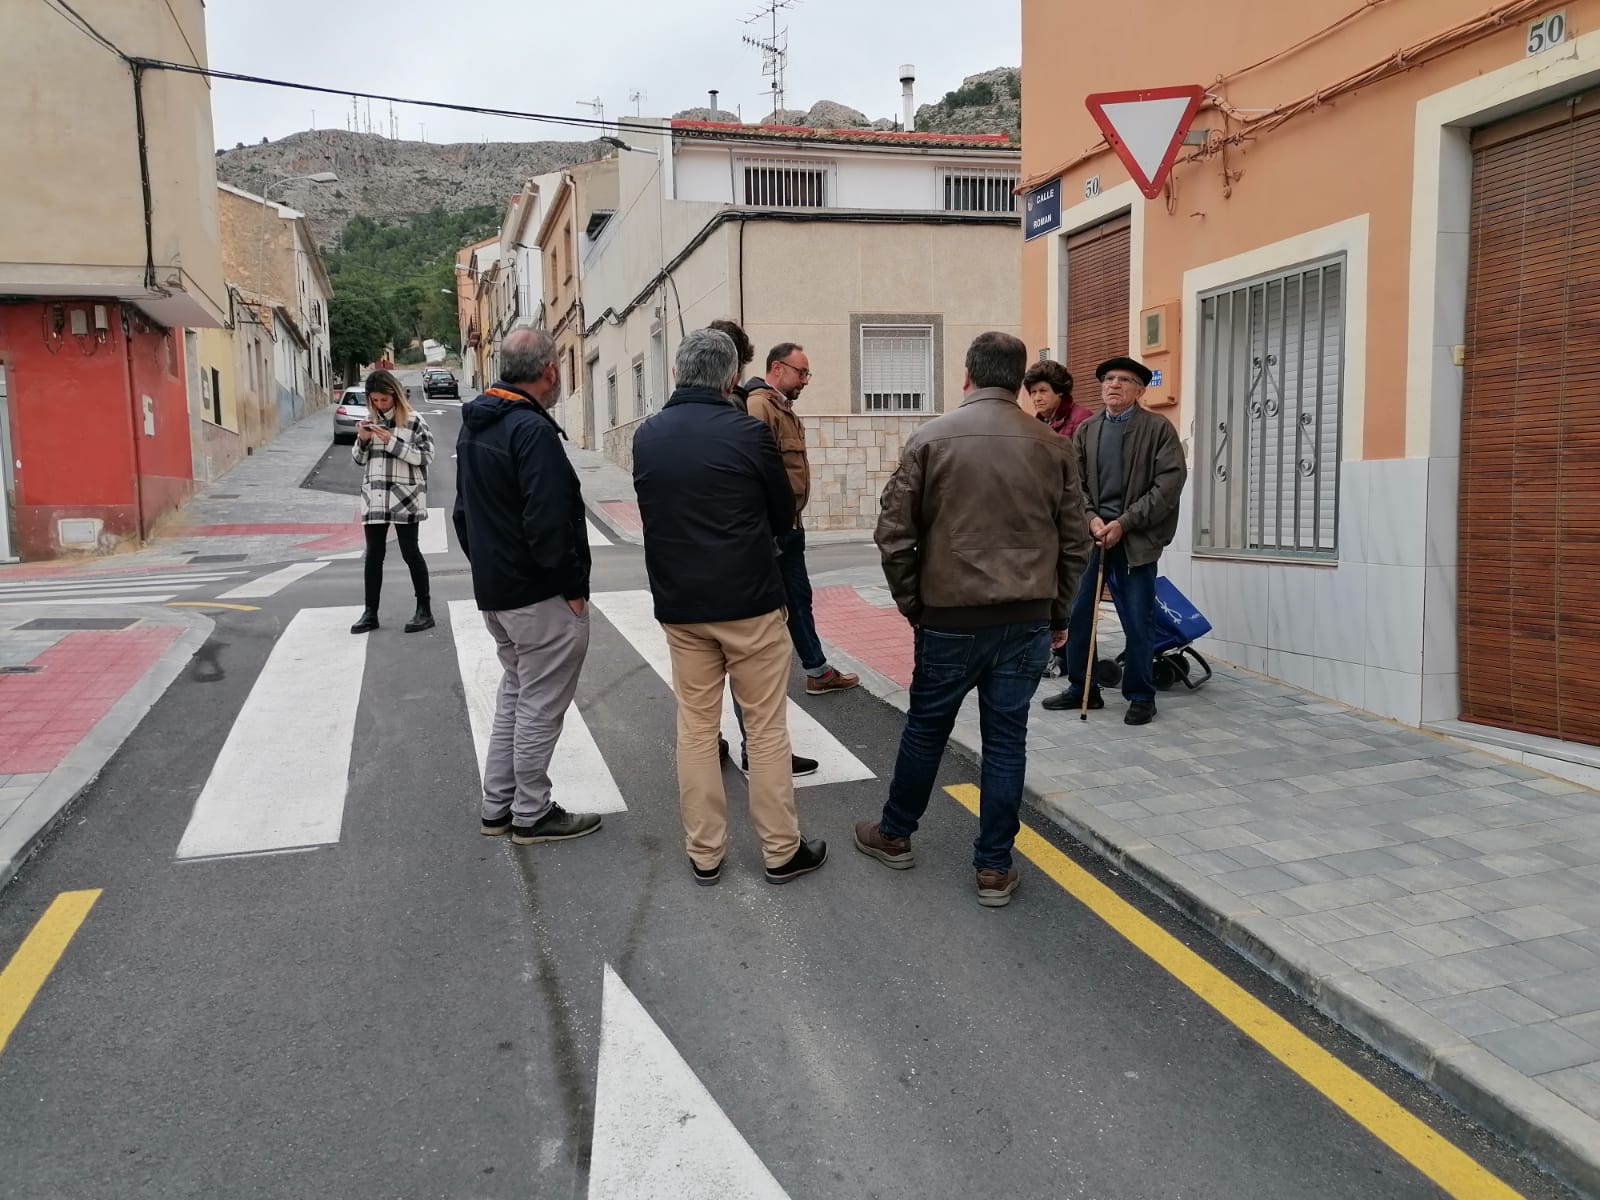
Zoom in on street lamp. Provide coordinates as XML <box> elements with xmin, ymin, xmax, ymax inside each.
<box><xmin>599</xmin><ymin>135</ymin><xmax>659</xmax><ymax>156</ymax></box>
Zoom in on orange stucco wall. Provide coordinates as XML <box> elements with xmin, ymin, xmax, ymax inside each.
<box><xmin>1021</xmin><ymin>0</ymin><xmax>1600</xmax><ymax>460</ymax></box>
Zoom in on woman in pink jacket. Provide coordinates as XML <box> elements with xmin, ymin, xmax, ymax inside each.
<box><xmin>1025</xmin><ymin>360</ymin><xmax>1092</xmax><ymax>440</ymax></box>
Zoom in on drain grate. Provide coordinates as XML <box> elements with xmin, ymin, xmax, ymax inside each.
<box><xmin>16</xmin><ymin>617</ymin><xmax>138</xmax><ymax>631</ymax></box>
<box><xmin>188</xmin><ymin>554</ymin><xmax>247</xmax><ymax>563</ymax></box>
<box><xmin>210</xmin><ymin>493</ymin><xmax>240</xmax><ymax>499</ymax></box>
<box><xmin>0</xmin><ymin>664</ymin><xmax>42</xmax><ymax>674</ymax></box>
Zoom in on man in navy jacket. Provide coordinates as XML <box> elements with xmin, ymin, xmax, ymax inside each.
<box><xmin>453</xmin><ymin>327</ymin><xmax>600</xmax><ymax>847</ymax></box>
<box><xmin>633</xmin><ymin>328</ymin><xmax>828</xmax><ymax>887</ymax></box>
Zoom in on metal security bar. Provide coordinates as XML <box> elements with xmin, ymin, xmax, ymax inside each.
<box><xmin>606</xmin><ymin>370</ymin><xmax>619</xmax><ymax>427</ymax></box>
<box><xmin>940</xmin><ymin>167</ymin><xmax>1019</xmax><ymax>213</ymax></box>
<box><xmin>738</xmin><ymin>157</ymin><xmax>832</xmax><ymax>207</ymax></box>
<box><xmin>1193</xmin><ymin>257</ymin><xmax>1344</xmax><ymax>557</ymax></box>
<box><xmin>862</xmin><ymin>324</ymin><xmax>934</xmax><ymax>412</ymax></box>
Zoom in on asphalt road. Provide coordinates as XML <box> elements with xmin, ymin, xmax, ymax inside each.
<box><xmin>0</xmin><ymin>388</ymin><xmax>1575</xmax><ymax>1199</ymax></box>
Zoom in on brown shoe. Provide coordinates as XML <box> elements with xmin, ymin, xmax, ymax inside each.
<box><xmin>806</xmin><ymin>667</ymin><xmax>860</xmax><ymax>695</ymax></box>
<box><xmin>853</xmin><ymin>820</ymin><xmax>914</xmax><ymax>869</ymax></box>
<box><xmin>976</xmin><ymin>868</ymin><xmax>1020</xmax><ymax>907</ymax></box>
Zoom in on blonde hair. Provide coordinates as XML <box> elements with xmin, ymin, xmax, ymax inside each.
<box><xmin>363</xmin><ymin>369</ymin><xmax>413</xmax><ymax>426</ymax></box>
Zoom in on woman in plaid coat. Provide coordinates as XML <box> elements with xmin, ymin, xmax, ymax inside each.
<box><xmin>349</xmin><ymin>369</ymin><xmax>436</xmax><ymax>635</ymax></box>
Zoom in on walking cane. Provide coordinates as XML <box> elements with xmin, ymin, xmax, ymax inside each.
<box><xmin>1081</xmin><ymin>547</ymin><xmax>1107</xmax><ymax>722</ymax></box>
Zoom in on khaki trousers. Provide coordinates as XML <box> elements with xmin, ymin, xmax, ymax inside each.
<box><xmin>662</xmin><ymin>609</ymin><xmax>799</xmax><ymax>869</ymax></box>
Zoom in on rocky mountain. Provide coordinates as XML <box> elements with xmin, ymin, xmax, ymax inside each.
<box><xmin>214</xmin><ymin>129</ymin><xmax>607</xmax><ymax>249</ymax></box>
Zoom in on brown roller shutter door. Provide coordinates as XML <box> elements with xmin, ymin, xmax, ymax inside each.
<box><xmin>1065</xmin><ymin>215</ymin><xmax>1132</xmax><ymax>411</ymax></box>
<box><xmin>1460</xmin><ymin>96</ymin><xmax>1600</xmax><ymax>745</ymax></box>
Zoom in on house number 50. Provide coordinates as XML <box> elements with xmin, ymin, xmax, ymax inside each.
<box><xmin>1527</xmin><ymin>10</ymin><xmax>1568</xmax><ymax>56</ymax></box>
<box><xmin>1084</xmin><ymin>176</ymin><xmax>1101</xmax><ymax>199</ymax></box>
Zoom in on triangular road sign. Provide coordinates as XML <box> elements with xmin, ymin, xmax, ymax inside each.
<box><xmin>589</xmin><ymin>964</ymin><xmax>793</xmax><ymax>1200</ymax></box>
<box><xmin>1085</xmin><ymin>85</ymin><xmax>1206</xmax><ymax>200</ymax></box>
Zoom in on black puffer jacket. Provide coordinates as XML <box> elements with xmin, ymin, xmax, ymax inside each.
<box><xmin>452</xmin><ymin>385</ymin><xmax>590</xmax><ymax>611</ymax></box>
<box><xmin>632</xmin><ymin>386</ymin><xmax>791</xmax><ymax>625</ymax></box>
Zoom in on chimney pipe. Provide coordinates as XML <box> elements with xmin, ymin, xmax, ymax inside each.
<box><xmin>899</xmin><ymin>64</ymin><xmax>916</xmax><ymax>132</ymax></box>
<box><xmin>709</xmin><ymin>89</ymin><xmax>720</xmax><ymax>120</ymax></box>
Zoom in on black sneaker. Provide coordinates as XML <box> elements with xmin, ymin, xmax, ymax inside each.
<box><xmin>691</xmin><ymin>859</ymin><xmax>722</xmax><ymax>887</ymax></box>
<box><xmin>480</xmin><ymin>813</ymin><xmax>513</xmax><ymax>837</ymax></box>
<box><xmin>1041</xmin><ymin>687</ymin><xmax>1103</xmax><ymax>711</ymax></box>
<box><xmin>511</xmin><ymin>804</ymin><xmax>603</xmax><ymax>845</ymax></box>
<box><xmin>349</xmin><ymin>609</ymin><xmax>379</xmax><ymax>635</ymax></box>
<box><xmin>1124</xmin><ymin>700</ymin><xmax>1157</xmax><ymax>726</ymax></box>
<box><xmin>740</xmin><ymin>752</ymin><xmax>820</xmax><ymax>778</ymax></box>
<box><xmin>718</xmin><ymin>735</ymin><xmax>731</xmax><ymax>763</ymax></box>
<box><xmin>765</xmin><ymin>837</ymin><xmax>828</xmax><ymax>884</ymax></box>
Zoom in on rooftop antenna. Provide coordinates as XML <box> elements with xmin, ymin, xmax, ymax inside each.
<box><xmin>742</xmin><ymin>0</ymin><xmax>797</xmax><ymax>117</ymax></box>
<box><xmin>628</xmin><ymin>88</ymin><xmax>648</xmax><ymax>117</ymax></box>
<box><xmin>577</xmin><ymin>96</ymin><xmax>605</xmax><ymax>135</ymax></box>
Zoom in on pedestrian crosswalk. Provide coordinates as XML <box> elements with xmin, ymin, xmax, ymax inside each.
<box><xmin>173</xmin><ymin>596</ymin><xmax>875</xmax><ymax>861</ymax></box>
<box><xmin>0</xmin><ymin>569</ymin><xmax>246</xmax><ymax>607</ymax></box>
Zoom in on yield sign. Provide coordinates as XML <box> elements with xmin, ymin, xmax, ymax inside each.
<box><xmin>1085</xmin><ymin>85</ymin><xmax>1206</xmax><ymax>200</ymax></box>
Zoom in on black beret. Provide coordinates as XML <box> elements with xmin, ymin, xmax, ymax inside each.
<box><xmin>1095</xmin><ymin>356</ymin><xmax>1153</xmax><ymax>386</ymax></box>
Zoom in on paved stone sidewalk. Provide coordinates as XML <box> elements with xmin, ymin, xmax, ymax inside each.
<box><xmin>810</xmin><ymin>562</ymin><xmax>1600</xmax><ymax>1197</ymax></box>
<box><xmin>0</xmin><ymin>604</ymin><xmax>209</xmax><ymax>887</ymax></box>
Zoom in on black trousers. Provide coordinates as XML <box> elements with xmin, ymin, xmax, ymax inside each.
<box><xmin>363</xmin><ymin>521</ymin><xmax>430</xmax><ymax>610</ymax></box>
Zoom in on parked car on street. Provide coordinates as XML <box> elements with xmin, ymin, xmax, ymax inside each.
<box><xmin>332</xmin><ymin>385</ymin><xmax>368</xmax><ymax>444</ymax></box>
<box><xmin>423</xmin><ymin>368</ymin><xmax>459</xmax><ymax>399</ymax></box>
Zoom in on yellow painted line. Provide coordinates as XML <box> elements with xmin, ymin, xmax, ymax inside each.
<box><xmin>943</xmin><ymin>785</ymin><xmax>1522</xmax><ymax>1200</ymax></box>
<box><xmin>164</xmin><ymin>601</ymin><xmax>260</xmax><ymax>612</ymax></box>
<box><xmin>0</xmin><ymin>889</ymin><xmax>101</xmax><ymax>1058</ymax></box>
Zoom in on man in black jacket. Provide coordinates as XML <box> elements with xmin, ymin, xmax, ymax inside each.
<box><xmin>633</xmin><ymin>328</ymin><xmax>828</xmax><ymax>887</ymax></box>
<box><xmin>453</xmin><ymin>327</ymin><xmax>600</xmax><ymax>847</ymax></box>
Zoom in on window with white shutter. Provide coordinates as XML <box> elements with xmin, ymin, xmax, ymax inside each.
<box><xmin>1193</xmin><ymin>257</ymin><xmax>1344</xmax><ymax>558</ymax></box>
<box><xmin>861</xmin><ymin>324</ymin><xmax>934</xmax><ymax>413</ymax></box>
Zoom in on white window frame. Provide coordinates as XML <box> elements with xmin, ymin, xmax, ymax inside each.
<box><xmin>606</xmin><ymin>369</ymin><xmax>619</xmax><ymax>427</ymax></box>
<box><xmin>737</xmin><ymin>156</ymin><xmax>834</xmax><ymax>208</ymax></box>
<box><xmin>1192</xmin><ymin>254</ymin><xmax>1346</xmax><ymax>559</ymax></box>
<box><xmin>938</xmin><ymin>166</ymin><xmax>1019</xmax><ymax>213</ymax></box>
<box><xmin>631</xmin><ymin>357</ymin><xmax>646</xmax><ymax>418</ymax></box>
<box><xmin>860</xmin><ymin>323</ymin><xmax>936</xmax><ymax>413</ymax></box>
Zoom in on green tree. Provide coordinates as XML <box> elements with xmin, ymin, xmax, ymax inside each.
<box><xmin>329</xmin><ymin>291</ymin><xmax>393</xmax><ymax>380</ymax></box>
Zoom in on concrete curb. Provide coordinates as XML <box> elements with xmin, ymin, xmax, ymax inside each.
<box><xmin>819</xmin><ymin>629</ymin><xmax>1600</xmax><ymax>1199</ymax></box>
<box><xmin>0</xmin><ymin>605</ymin><xmax>212</xmax><ymax>892</ymax></box>
<box><xmin>583</xmin><ymin>504</ymin><xmax>642</xmax><ymax>547</ymax></box>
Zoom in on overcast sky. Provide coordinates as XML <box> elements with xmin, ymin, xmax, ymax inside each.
<box><xmin>205</xmin><ymin>0</ymin><xmax>1019</xmax><ymax>149</ymax></box>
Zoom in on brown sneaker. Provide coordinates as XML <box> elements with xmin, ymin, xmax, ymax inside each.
<box><xmin>806</xmin><ymin>667</ymin><xmax>860</xmax><ymax>695</ymax></box>
<box><xmin>976</xmin><ymin>868</ymin><xmax>1020</xmax><ymax>907</ymax></box>
<box><xmin>853</xmin><ymin>820</ymin><xmax>914</xmax><ymax>869</ymax></box>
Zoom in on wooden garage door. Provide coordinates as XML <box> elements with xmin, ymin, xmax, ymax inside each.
<box><xmin>1064</xmin><ymin>215</ymin><xmax>1131</xmax><ymax>411</ymax></box>
<box><xmin>1460</xmin><ymin>96</ymin><xmax>1600</xmax><ymax>744</ymax></box>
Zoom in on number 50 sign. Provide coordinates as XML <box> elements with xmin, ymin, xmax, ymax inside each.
<box><xmin>1527</xmin><ymin>9</ymin><xmax>1568</xmax><ymax>56</ymax></box>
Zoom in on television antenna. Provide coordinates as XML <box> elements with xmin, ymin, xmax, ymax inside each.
<box><xmin>628</xmin><ymin>89</ymin><xmax>648</xmax><ymax>117</ymax></box>
<box><xmin>577</xmin><ymin>96</ymin><xmax>606</xmax><ymax>134</ymax></box>
<box><xmin>742</xmin><ymin>0</ymin><xmax>798</xmax><ymax>117</ymax></box>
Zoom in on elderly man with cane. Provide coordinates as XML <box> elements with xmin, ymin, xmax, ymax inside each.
<box><xmin>1042</xmin><ymin>355</ymin><xmax>1187</xmax><ymax>726</ymax></box>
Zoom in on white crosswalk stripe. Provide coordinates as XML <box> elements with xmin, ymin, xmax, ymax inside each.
<box><xmin>218</xmin><ymin>561</ymin><xmax>328</xmax><ymax>599</ymax></box>
<box><xmin>0</xmin><ymin>570</ymin><xmax>243</xmax><ymax>607</ymax></box>
<box><xmin>419</xmin><ymin>509</ymin><xmax>450</xmax><ymax>555</ymax></box>
<box><xmin>447</xmin><ymin>600</ymin><xmax>627</xmax><ymax>814</ymax></box>
<box><xmin>591</xmin><ymin>590</ymin><xmax>874</xmax><ymax>788</ymax></box>
<box><xmin>586</xmin><ymin>519</ymin><xmax>611</xmax><ymax>547</ymax></box>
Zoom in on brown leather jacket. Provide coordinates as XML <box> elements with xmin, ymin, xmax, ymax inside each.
<box><xmin>745</xmin><ymin>382</ymin><xmax>809</xmax><ymax>526</ymax></box>
<box><xmin>1074</xmin><ymin>406</ymin><xmax>1187</xmax><ymax>568</ymax></box>
<box><xmin>876</xmin><ymin>388</ymin><xmax>1095</xmax><ymax>629</ymax></box>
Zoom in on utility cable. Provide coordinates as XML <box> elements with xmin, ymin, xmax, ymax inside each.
<box><xmin>39</xmin><ymin>0</ymin><xmax>123</xmax><ymax>57</ymax></box>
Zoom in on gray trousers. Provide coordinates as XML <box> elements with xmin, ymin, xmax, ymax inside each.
<box><xmin>481</xmin><ymin>596</ymin><xmax>590</xmax><ymax>823</ymax></box>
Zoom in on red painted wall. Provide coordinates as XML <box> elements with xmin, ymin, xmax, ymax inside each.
<box><xmin>0</xmin><ymin>301</ymin><xmax>193</xmax><ymax>559</ymax></box>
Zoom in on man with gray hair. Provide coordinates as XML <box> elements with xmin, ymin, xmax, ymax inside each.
<box><xmin>453</xmin><ymin>326</ymin><xmax>601</xmax><ymax>846</ymax></box>
<box><xmin>633</xmin><ymin>327</ymin><xmax>828</xmax><ymax>887</ymax></box>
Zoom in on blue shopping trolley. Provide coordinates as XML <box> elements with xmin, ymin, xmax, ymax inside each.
<box><xmin>1094</xmin><ymin>575</ymin><xmax>1214</xmax><ymax>692</ymax></box>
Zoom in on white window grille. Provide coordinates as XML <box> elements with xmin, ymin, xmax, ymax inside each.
<box><xmin>738</xmin><ymin>157</ymin><xmax>832</xmax><ymax>208</ymax></box>
<box><xmin>631</xmin><ymin>359</ymin><xmax>645</xmax><ymax>418</ymax></box>
<box><xmin>606</xmin><ymin>369</ymin><xmax>619</xmax><ymax>427</ymax></box>
<box><xmin>861</xmin><ymin>324</ymin><xmax>934</xmax><ymax>412</ymax></box>
<box><xmin>940</xmin><ymin>167</ymin><xmax>1018</xmax><ymax>213</ymax></box>
<box><xmin>1193</xmin><ymin>257</ymin><xmax>1345</xmax><ymax>558</ymax></box>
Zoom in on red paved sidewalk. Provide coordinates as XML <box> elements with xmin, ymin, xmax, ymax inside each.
<box><xmin>812</xmin><ymin>585</ymin><xmax>914</xmax><ymax>688</ymax></box>
<box><xmin>598</xmin><ymin>501</ymin><xmax>643</xmax><ymax>533</ymax></box>
<box><xmin>0</xmin><ymin>627</ymin><xmax>182</xmax><ymax>774</ymax></box>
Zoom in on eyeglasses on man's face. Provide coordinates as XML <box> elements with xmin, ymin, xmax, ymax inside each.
<box><xmin>778</xmin><ymin>359</ymin><xmax>812</xmax><ymax>380</ymax></box>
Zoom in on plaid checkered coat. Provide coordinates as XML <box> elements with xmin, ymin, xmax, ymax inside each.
<box><xmin>352</xmin><ymin>412</ymin><xmax>435</xmax><ymax>524</ymax></box>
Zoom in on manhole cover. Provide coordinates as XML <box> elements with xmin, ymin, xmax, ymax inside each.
<box><xmin>0</xmin><ymin>664</ymin><xmax>42</xmax><ymax>674</ymax></box>
<box><xmin>16</xmin><ymin>617</ymin><xmax>138</xmax><ymax>631</ymax></box>
<box><xmin>188</xmin><ymin>554</ymin><xmax>247</xmax><ymax>563</ymax></box>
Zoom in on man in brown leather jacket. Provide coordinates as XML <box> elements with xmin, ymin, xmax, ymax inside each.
<box><xmin>744</xmin><ymin>342</ymin><xmax>860</xmax><ymax>697</ymax></box>
<box><xmin>854</xmin><ymin>332</ymin><xmax>1093</xmax><ymax>907</ymax></box>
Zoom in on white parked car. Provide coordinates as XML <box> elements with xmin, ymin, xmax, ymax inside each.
<box><xmin>332</xmin><ymin>385</ymin><xmax>368</xmax><ymax>444</ymax></box>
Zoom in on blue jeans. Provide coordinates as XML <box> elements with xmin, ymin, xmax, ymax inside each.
<box><xmin>776</xmin><ymin>527</ymin><xmax>826</xmax><ymax>673</ymax></box>
<box><xmin>1065</xmin><ymin>544</ymin><xmax>1157</xmax><ymax>702</ymax></box>
<box><xmin>879</xmin><ymin>621</ymin><xmax>1050</xmax><ymax>871</ymax></box>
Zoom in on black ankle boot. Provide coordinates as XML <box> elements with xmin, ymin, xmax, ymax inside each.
<box><xmin>350</xmin><ymin>609</ymin><xmax>379</xmax><ymax>634</ymax></box>
<box><xmin>404</xmin><ymin>601</ymin><xmax>435</xmax><ymax>633</ymax></box>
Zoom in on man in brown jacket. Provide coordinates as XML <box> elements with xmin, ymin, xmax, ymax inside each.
<box><xmin>744</xmin><ymin>342</ymin><xmax>859</xmax><ymax>697</ymax></box>
<box><xmin>1042</xmin><ymin>355</ymin><xmax>1187</xmax><ymax>725</ymax></box>
<box><xmin>854</xmin><ymin>332</ymin><xmax>1093</xmax><ymax>907</ymax></box>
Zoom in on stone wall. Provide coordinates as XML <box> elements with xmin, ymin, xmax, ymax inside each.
<box><xmin>801</xmin><ymin>414</ymin><xmax>930</xmax><ymax>531</ymax></box>
<box><xmin>602</xmin><ymin>414</ymin><xmax>649</xmax><ymax>475</ymax></box>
